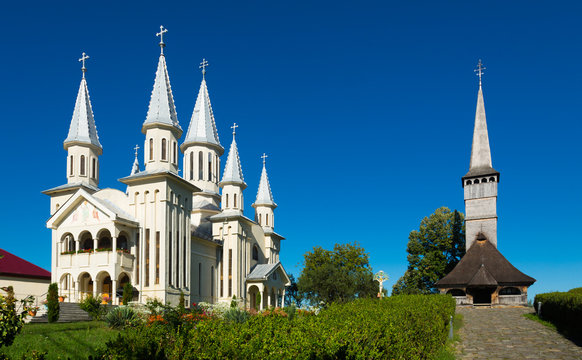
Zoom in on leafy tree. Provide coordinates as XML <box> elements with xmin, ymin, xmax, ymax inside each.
<box><xmin>298</xmin><ymin>242</ymin><xmax>376</xmax><ymax>305</ymax></box>
<box><xmin>392</xmin><ymin>207</ymin><xmax>465</xmax><ymax>295</ymax></box>
<box><xmin>0</xmin><ymin>286</ymin><xmax>32</xmax><ymax>349</ymax></box>
<box><xmin>284</xmin><ymin>274</ymin><xmax>303</xmax><ymax>307</ymax></box>
<box><xmin>47</xmin><ymin>283</ymin><xmax>59</xmax><ymax>323</ymax></box>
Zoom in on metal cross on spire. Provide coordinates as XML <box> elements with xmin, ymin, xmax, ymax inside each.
<box><xmin>231</xmin><ymin>123</ymin><xmax>239</xmax><ymax>138</ymax></box>
<box><xmin>261</xmin><ymin>153</ymin><xmax>268</xmax><ymax>166</ymax></box>
<box><xmin>156</xmin><ymin>25</ymin><xmax>168</xmax><ymax>54</ymax></box>
<box><xmin>79</xmin><ymin>52</ymin><xmax>89</xmax><ymax>78</ymax></box>
<box><xmin>134</xmin><ymin>144</ymin><xmax>140</xmax><ymax>158</ymax></box>
<box><xmin>200</xmin><ymin>58</ymin><xmax>209</xmax><ymax>78</ymax></box>
<box><xmin>474</xmin><ymin>59</ymin><xmax>486</xmax><ymax>87</ymax></box>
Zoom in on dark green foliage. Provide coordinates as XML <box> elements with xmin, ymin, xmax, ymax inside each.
<box><xmin>283</xmin><ymin>304</ymin><xmax>297</xmax><ymax>320</ymax></box>
<box><xmin>393</xmin><ymin>207</ymin><xmax>465</xmax><ymax>295</ymax></box>
<box><xmin>284</xmin><ymin>274</ymin><xmax>302</xmax><ymax>307</ymax></box>
<box><xmin>98</xmin><ymin>295</ymin><xmax>455</xmax><ymax>360</ymax></box>
<box><xmin>534</xmin><ymin>290</ymin><xmax>582</xmax><ymax>338</ymax></box>
<box><xmin>230</xmin><ymin>295</ymin><xmax>237</xmax><ymax>308</ymax></box>
<box><xmin>178</xmin><ymin>291</ymin><xmax>185</xmax><ymax>313</ymax></box>
<box><xmin>46</xmin><ymin>283</ymin><xmax>59</xmax><ymax>323</ymax></box>
<box><xmin>104</xmin><ymin>306</ymin><xmax>139</xmax><ymax>329</ymax></box>
<box><xmin>255</xmin><ymin>293</ymin><xmax>261</xmax><ymax>309</ymax></box>
<box><xmin>79</xmin><ymin>294</ymin><xmax>105</xmax><ymax>320</ymax></box>
<box><xmin>298</xmin><ymin>242</ymin><xmax>376</xmax><ymax>305</ymax></box>
<box><xmin>568</xmin><ymin>287</ymin><xmax>582</xmax><ymax>295</ymax></box>
<box><xmin>122</xmin><ymin>282</ymin><xmax>133</xmax><ymax>305</ymax></box>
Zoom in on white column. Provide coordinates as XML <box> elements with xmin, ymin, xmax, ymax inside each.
<box><xmin>266</xmin><ymin>287</ymin><xmax>271</xmax><ymax>309</ymax></box>
<box><xmin>75</xmin><ymin>280</ymin><xmax>80</xmax><ymax>302</ymax></box>
<box><xmin>112</xmin><ymin>279</ymin><xmax>118</xmax><ymax>305</ymax></box>
<box><xmin>93</xmin><ymin>238</ymin><xmax>98</xmax><ymax>250</ymax></box>
<box><xmin>112</xmin><ymin>236</ymin><xmax>118</xmax><ymax>264</ymax></box>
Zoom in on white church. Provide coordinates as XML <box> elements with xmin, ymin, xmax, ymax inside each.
<box><xmin>42</xmin><ymin>27</ymin><xmax>290</xmax><ymax>309</ymax></box>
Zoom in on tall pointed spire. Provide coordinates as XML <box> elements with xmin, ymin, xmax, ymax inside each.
<box><xmin>142</xmin><ymin>27</ymin><xmax>181</xmax><ymax>132</ymax></box>
<box><xmin>130</xmin><ymin>145</ymin><xmax>140</xmax><ymax>175</ymax></box>
<box><xmin>64</xmin><ymin>53</ymin><xmax>102</xmax><ymax>152</ymax></box>
<box><xmin>465</xmin><ymin>60</ymin><xmax>496</xmax><ymax>177</ymax></box>
<box><xmin>254</xmin><ymin>154</ymin><xmax>276</xmax><ymax>207</ymax></box>
<box><xmin>220</xmin><ymin>124</ymin><xmax>246</xmax><ymax>188</ymax></box>
<box><xmin>181</xmin><ymin>60</ymin><xmax>222</xmax><ymax>153</ymax></box>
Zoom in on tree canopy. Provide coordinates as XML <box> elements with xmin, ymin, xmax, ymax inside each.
<box><xmin>284</xmin><ymin>274</ymin><xmax>303</xmax><ymax>307</ymax></box>
<box><xmin>298</xmin><ymin>242</ymin><xmax>377</xmax><ymax>305</ymax></box>
<box><xmin>392</xmin><ymin>207</ymin><xmax>465</xmax><ymax>295</ymax></box>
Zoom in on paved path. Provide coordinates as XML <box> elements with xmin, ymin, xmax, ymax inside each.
<box><xmin>455</xmin><ymin>307</ymin><xmax>582</xmax><ymax>359</ymax></box>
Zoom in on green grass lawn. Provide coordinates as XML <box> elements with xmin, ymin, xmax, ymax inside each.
<box><xmin>0</xmin><ymin>321</ymin><xmax>119</xmax><ymax>360</ymax></box>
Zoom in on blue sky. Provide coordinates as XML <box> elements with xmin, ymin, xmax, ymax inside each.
<box><xmin>1</xmin><ymin>1</ymin><xmax>580</xmax><ymax>299</ymax></box>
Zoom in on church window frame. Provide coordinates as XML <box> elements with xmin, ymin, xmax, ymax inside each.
<box><xmin>447</xmin><ymin>289</ymin><xmax>466</xmax><ymax>297</ymax></box>
<box><xmin>489</xmin><ymin>176</ymin><xmax>496</xmax><ymax>182</ymax></box>
<box><xmin>155</xmin><ymin>231</ymin><xmax>160</xmax><ymax>285</ymax></box>
<box><xmin>80</xmin><ymin>155</ymin><xmax>86</xmax><ymax>176</ymax></box>
<box><xmin>482</xmin><ymin>178</ymin><xmax>487</xmax><ymax>183</ymax></box>
<box><xmin>259</xmin><ymin>213</ymin><xmax>262</xmax><ymax>225</ymax></box>
<box><xmin>228</xmin><ymin>249</ymin><xmax>232</xmax><ymax>297</ymax></box>
<box><xmin>208</xmin><ymin>153</ymin><xmax>212</xmax><ymax>181</ymax></box>
<box><xmin>161</xmin><ymin>139</ymin><xmax>167</xmax><ymax>161</ymax></box>
<box><xmin>474</xmin><ymin>179</ymin><xmax>480</xmax><ymax>184</ymax></box>
<box><xmin>226</xmin><ymin>194</ymin><xmax>229</xmax><ymax>208</ymax></box>
<box><xmin>69</xmin><ymin>156</ymin><xmax>74</xmax><ymax>176</ymax></box>
<box><xmin>266</xmin><ymin>213</ymin><xmax>269</xmax><ymax>226</ymax></box>
<box><xmin>145</xmin><ymin>228</ymin><xmax>150</xmax><ymax>287</ymax></box>
<box><xmin>189</xmin><ymin>152</ymin><xmax>194</xmax><ymax>180</ymax></box>
<box><xmin>466</xmin><ymin>180</ymin><xmax>472</xmax><ymax>185</ymax></box>
<box><xmin>220</xmin><ymin>257</ymin><xmax>224</xmax><ymax>298</ymax></box>
<box><xmin>172</xmin><ymin>141</ymin><xmax>177</xmax><ymax>164</ymax></box>
<box><xmin>234</xmin><ymin>194</ymin><xmax>237</xmax><ymax>208</ymax></box>
<box><xmin>92</xmin><ymin>158</ymin><xmax>97</xmax><ymax>179</ymax></box>
<box><xmin>149</xmin><ymin>138</ymin><xmax>154</xmax><ymax>161</ymax></box>
<box><xmin>198</xmin><ymin>151</ymin><xmax>203</xmax><ymax>180</ymax></box>
<box><xmin>169</xmin><ymin>230</ymin><xmax>173</xmax><ymax>286</ymax></box>
<box><xmin>499</xmin><ymin>287</ymin><xmax>521</xmax><ymax>295</ymax></box>
<box><xmin>252</xmin><ymin>245</ymin><xmax>259</xmax><ymax>261</ymax></box>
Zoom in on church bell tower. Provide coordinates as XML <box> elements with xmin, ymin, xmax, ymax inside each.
<box><xmin>462</xmin><ymin>60</ymin><xmax>500</xmax><ymax>250</ymax></box>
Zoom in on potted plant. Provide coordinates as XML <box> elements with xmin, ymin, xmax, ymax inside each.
<box><xmin>28</xmin><ymin>306</ymin><xmax>39</xmax><ymax>317</ymax></box>
<box><xmin>58</xmin><ymin>295</ymin><xmax>67</xmax><ymax>302</ymax></box>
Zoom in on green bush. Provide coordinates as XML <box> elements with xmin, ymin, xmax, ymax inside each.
<box><xmin>105</xmin><ymin>306</ymin><xmax>140</xmax><ymax>329</ymax></box>
<box><xmin>534</xmin><ymin>290</ymin><xmax>582</xmax><ymax>338</ymax></box>
<box><xmin>568</xmin><ymin>287</ymin><xmax>582</xmax><ymax>295</ymax></box>
<box><xmin>79</xmin><ymin>294</ymin><xmax>105</xmax><ymax>320</ymax></box>
<box><xmin>122</xmin><ymin>283</ymin><xmax>133</xmax><ymax>305</ymax></box>
<box><xmin>98</xmin><ymin>294</ymin><xmax>455</xmax><ymax>360</ymax></box>
<box><xmin>46</xmin><ymin>283</ymin><xmax>59</xmax><ymax>323</ymax></box>
<box><xmin>223</xmin><ymin>307</ymin><xmax>250</xmax><ymax>324</ymax></box>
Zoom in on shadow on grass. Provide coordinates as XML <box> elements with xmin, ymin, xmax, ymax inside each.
<box><xmin>523</xmin><ymin>312</ymin><xmax>582</xmax><ymax>347</ymax></box>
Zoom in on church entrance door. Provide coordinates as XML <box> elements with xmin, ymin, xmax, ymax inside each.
<box><xmin>469</xmin><ymin>287</ymin><xmax>494</xmax><ymax>304</ymax></box>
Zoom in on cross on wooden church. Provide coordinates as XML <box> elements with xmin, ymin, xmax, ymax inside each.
<box><xmin>157</xmin><ymin>25</ymin><xmax>168</xmax><ymax>53</ymax></box>
<box><xmin>261</xmin><ymin>153</ymin><xmax>268</xmax><ymax>165</ymax></box>
<box><xmin>79</xmin><ymin>52</ymin><xmax>89</xmax><ymax>78</ymax></box>
<box><xmin>200</xmin><ymin>58</ymin><xmax>209</xmax><ymax>77</ymax></box>
<box><xmin>475</xmin><ymin>59</ymin><xmax>486</xmax><ymax>86</ymax></box>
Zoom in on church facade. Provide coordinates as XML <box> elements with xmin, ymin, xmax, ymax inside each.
<box><xmin>43</xmin><ymin>30</ymin><xmax>290</xmax><ymax>308</ymax></box>
<box><xmin>435</xmin><ymin>62</ymin><xmax>535</xmax><ymax>305</ymax></box>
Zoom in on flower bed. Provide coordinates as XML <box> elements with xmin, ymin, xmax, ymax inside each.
<box><xmin>98</xmin><ymin>295</ymin><xmax>455</xmax><ymax>359</ymax></box>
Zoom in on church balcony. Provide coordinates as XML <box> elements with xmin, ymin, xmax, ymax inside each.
<box><xmin>58</xmin><ymin>249</ymin><xmax>134</xmax><ymax>270</ymax></box>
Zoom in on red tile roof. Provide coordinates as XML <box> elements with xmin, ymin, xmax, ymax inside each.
<box><xmin>0</xmin><ymin>249</ymin><xmax>51</xmax><ymax>280</ymax></box>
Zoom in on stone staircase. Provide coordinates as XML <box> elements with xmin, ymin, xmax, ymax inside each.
<box><xmin>29</xmin><ymin>302</ymin><xmax>92</xmax><ymax>323</ymax></box>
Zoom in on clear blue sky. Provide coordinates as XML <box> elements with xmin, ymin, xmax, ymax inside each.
<box><xmin>1</xmin><ymin>1</ymin><xmax>580</xmax><ymax>299</ymax></box>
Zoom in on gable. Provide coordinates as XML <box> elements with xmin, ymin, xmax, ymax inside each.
<box><xmin>61</xmin><ymin>199</ymin><xmax>108</xmax><ymax>227</ymax></box>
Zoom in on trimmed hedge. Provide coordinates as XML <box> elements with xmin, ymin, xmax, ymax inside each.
<box><xmin>99</xmin><ymin>295</ymin><xmax>455</xmax><ymax>360</ymax></box>
<box><xmin>534</xmin><ymin>289</ymin><xmax>582</xmax><ymax>337</ymax></box>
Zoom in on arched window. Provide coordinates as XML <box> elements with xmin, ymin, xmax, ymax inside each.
<box><xmin>198</xmin><ymin>151</ymin><xmax>203</xmax><ymax>180</ymax></box>
<box><xmin>252</xmin><ymin>245</ymin><xmax>259</xmax><ymax>261</ymax></box>
<box><xmin>149</xmin><ymin>138</ymin><xmax>154</xmax><ymax>161</ymax></box>
<box><xmin>225</xmin><ymin>194</ymin><xmax>229</xmax><ymax>208</ymax></box>
<box><xmin>118</xmin><ymin>235</ymin><xmax>128</xmax><ymax>250</ymax></box>
<box><xmin>69</xmin><ymin>156</ymin><xmax>73</xmax><ymax>176</ymax></box>
<box><xmin>173</xmin><ymin>142</ymin><xmax>177</xmax><ymax>164</ymax></box>
<box><xmin>208</xmin><ymin>153</ymin><xmax>212</xmax><ymax>181</ymax></box>
<box><xmin>474</xmin><ymin>179</ymin><xmax>480</xmax><ymax>184</ymax></box>
<box><xmin>161</xmin><ymin>139</ymin><xmax>167</xmax><ymax>161</ymax></box>
<box><xmin>259</xmin><ymin>214</ymin><xmax>262</xmax><ymax>225</ymax></box>
<box><xmin>466</xmin><ymin>180</ymin><xmax>472</xmax><ymax>185</ymax></box>
<box><xmin>499</xmin><ymin>287</ymin><xmax>521</xmax><ymax>295</ymax></box>
<box><xmin>189</xmin><ymin>152</ymin><xmax>194</xmax><ymax>180</ymax></box>
<box><xmin>482</xmin><ymin>178</ymin><xmax>487</xmax><ymax>183</ymax></box>
<box><xmin>447</xmin><ymin>289</ymin><xmax>466</xmax><ymax>297</ymax></box>
<box><xmin>266</xmin><ymin>214</ymin><xmax>269</xmax><ymax>226</ymax></box>
<box><xmin>92</xmin><ymin>158</ymin><xmax>96</xmax><ymax>179</ymax></box>
<box><xmin>489</xmin><ymin>177</ymin><xmax>496</xmax><ymax>182</ymax></box>
<box><xmin>80</xmin><ymin>155</ymin><xmax>86</xmax><ymax>175</ymax></box>
<box><xmin>234</xmin><ymin>194</ymin><xmax>237</xmax><ymax>208</ymax></box>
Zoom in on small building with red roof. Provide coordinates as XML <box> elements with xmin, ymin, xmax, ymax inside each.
<box><xmin>0</xmin><ymin>249</ymin><xmax>51</xmax><ymax>301</ymax></box>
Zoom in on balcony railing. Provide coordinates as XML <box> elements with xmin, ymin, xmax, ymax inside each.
<box><xmin>59</xmin><ymin>249</ymin><xmax>134</xmax><ymax>268</ymax></box>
